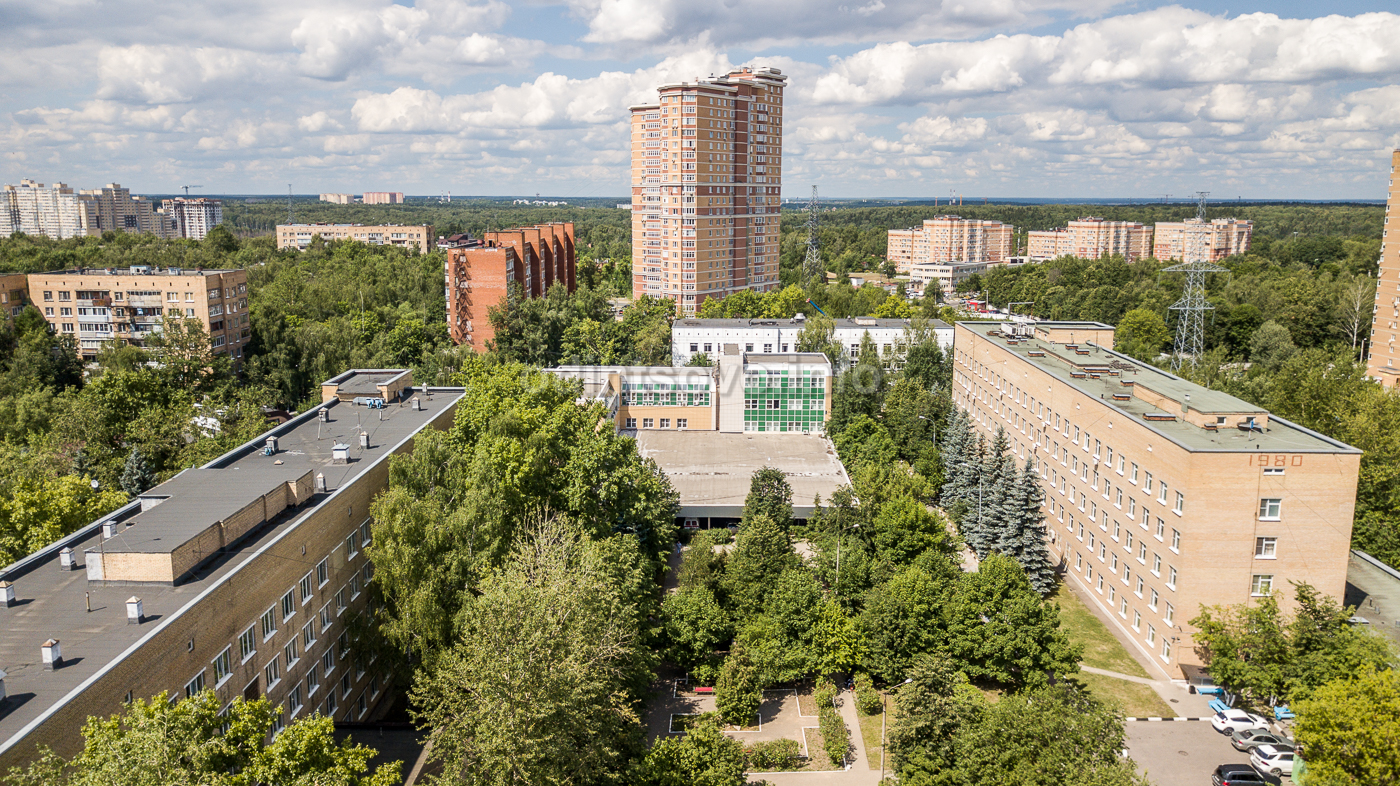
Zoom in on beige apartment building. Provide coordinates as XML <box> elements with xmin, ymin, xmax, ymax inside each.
<box><xmin>886</xmin><ymin>216</ymin><xmax>1014</xmax><ymax>274</ymax></box>
<box><xmin>163</xmin><ymin>198</ymin><xmax>223</xmax><ymax>241</ymax></box>
<box><xmin>319</xmin><ymin>194</ymin><xmax>354</xmax><ymax>204</ymax></box>
<box><xmin>0</xmin><ymin>370</ymin><xmax>462</xmax><ymax>771</ymax></box>
<box><xmin>1027</xmin><ymin>218</ymin><xmax>1154</xmax><ymax>261</ymax></box>
<box><xmin>954</xmin><ymin>320</ymin><xmax>1359</xmax><ymax>676</ymax></box>
<box><xmin>2</xmin><ymin>180</ymin><xmax>90</xmax><ymax>239</ymax></box>
<box><xmin>1366</xmin><ymin>150</ymin><xmax>1400</xmax><ymax>386</ymax></box>
<box><xmin>1152</xmin><ymin>218</ymin><xmax>1253</xmax><ymax>262</ymax></box>
<box><xmin>27</xmin><ymin>267</ymin><xmax>249</xmax><ymax>361</ymax></box>
<box><xmin>361</xmin><ymin>192</ymin><xmax>404</xmax><ymax>205</ymax></box>
<box><xmin>78</xmin><ymin>183</ymin><xmax>170</xmax><ymax>237</ymax></box>
<box><xmin>276</xmin><ymin>224</ymin><xmax>433</xmax><ymax>254</ymax></box>
<box><xmin>629</xmin><ymin>66</ymin><xmax>786</xmax><ymax>314</ymax></box>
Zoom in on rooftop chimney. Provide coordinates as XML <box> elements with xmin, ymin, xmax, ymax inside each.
<box><xmin>126</xmin><ymin>596</ymin><xmax>143</xmax><ymax>625</ymax></box>
<box><xmin>315</xmin><ymin>473</ymin><xmax>327</xmax><ymax>493</ymax></box>
<box><xmin>41</xmin><ymin>639</ymin><xmax>61</xmax><ymax>670</ymax></box>
<box><xmin>0</xmin><ymin>668</ymin><xmax>7</xmax><ymax>702</ymax></box>
<box><xmin>411</xmin><ymin>397</ymin><xmax>421</xmax><ymax>411</ymax></box>
<box><xmin>0</xmin><ymin>581</ymin><xmax>13</xmax><ymax>608</ymax></box>
<box><xmin>102</xmin><ymin>521</ymin><xmax>117</xmax><ymax>540</ymax></box>
<box><xmin>319</xmin><ymin>408</ymin><xmax>330</xmax><ymax>423</ymax></box>
<box><xmin>332</xmin><ymin>444</ymin><xmax>349</xmax><ymax>464</ymax></box>
<box><xmin>60</xmin><ymin>547</ymin><xmax>78</xmax><ymax>571</ymax></box>
<box><xmin>359</xmin><ymin>432</ymin><xmax>369</xmax><ymax>450</ymax></box>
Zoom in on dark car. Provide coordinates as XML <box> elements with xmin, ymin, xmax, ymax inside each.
<box><xmin>1230</xmin><ymin>729</ymin><xmax>1295</xmax><ymax>752</ymax></box>
<box><xmin>1212</xmin><ymin>764</ymin><xmax>1266</xmax><ymax>785</ymax></box>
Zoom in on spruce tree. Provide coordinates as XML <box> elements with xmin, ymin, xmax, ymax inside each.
<box><xmin>939</xmin><ymin>408</ymin><xmax>968</xmax><ymax>507</ymax></box>
<box><xmin>992</xmin><ymin>457</ymin><xmax>1057</xmax><ymax>595</ymax></box>
<box><xmin>968</xmin><ymin>427</ymin><xmax>1012</xmax><ymax>559</ymax></box>
<box><xmin>120</xmin><ymin>446</ymin><xmax>155</xmax><ymax>497</ymax></box>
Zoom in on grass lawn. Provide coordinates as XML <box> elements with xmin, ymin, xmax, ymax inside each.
<box><xmin>1051</xmin><ymin>583</ymin><xmax>1151</xmax><ymax>678</ymax></box>
<box><xmin>1067</xmin><ymin>672</ymin><xmax>1175</xmax><ymax>718</ymax></box>
<box><xmin>801</xmin><ymin>728</ymin><xmax>843</xmax><ymax>771</ymax></box>
<box><xmin>853</xmin><ymin>692</ymin><xmax>891</xmax><ymax>770</ymax></box>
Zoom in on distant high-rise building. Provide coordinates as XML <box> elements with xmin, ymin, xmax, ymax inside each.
<box><xmin>319</xmin><ymin>193</ymin><xmax>354</xmax><ymax>204</ymax></box>
<box><xmin>163</xmin><ymin>198</ymin><xmax>223</xmax><ymax>241</ymax></box>
<box><xmin>629</xmin><ymin>66</ymin><xmax>787</xmax><ymax>314</ymax></box>
<box><xmin>445</xmin><ymin>223</ymin><xmax>575</xmax><ymax>350</ymax></box>
<box><xmin>885</xmin><ymin>216</ymin><xmax>1014</xmax><ymax>273</ymax></box>
<box><xmin>1</xmin><ymin>179</ymin><xmax>89</xmax><ymax>239</ymax></box>
<box><xmin>78</xmin><ymin>183</ymin><xmax>171</xmax><ymax>238</ymax></box>
<box><xmin>361</xmin><ymin>192</ymin><xmax>404</xmax><ymax>205</ymax></box>
<box><xmin>1027</xmin><ymin>217</ymin><xmax>1154</xmax><ymax>261</ymax></box>
<box><xmin>1366</xmin><ymin>150</ymin><xmax>1400</xmax><ymax>386</ymax></box>
<box><xmin>1152</xmin><ymin>218</ymin><xmax>1252</xmax><ymax>262</ymax></box>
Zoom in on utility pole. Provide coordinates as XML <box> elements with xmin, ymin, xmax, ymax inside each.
<box><xmin>1164</xmin><ymin>191</ymin><xmax>1225</xmax><ymax>372</ymax></box>
<box><xmin>802</xmin><ymin>186</ymin><xmax>823</xmax><ymax>288</ymax></box>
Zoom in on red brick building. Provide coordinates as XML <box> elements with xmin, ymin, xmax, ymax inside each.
<box><xmin>445</xmin><ymin>222</ymin><xmax>576</xmax><ymax>349</ymax></box>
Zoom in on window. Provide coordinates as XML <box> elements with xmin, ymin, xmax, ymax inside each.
<box><xmin>659</xmin><ymin>418</ymin><xmax>671</xmax><ymax>428</ymax></box>
<box><xmin>1161</xmin><ymin>639</ymin><xmax>1173</xmax><ymax>661</ymax></box>
<box><xmin>1152</xmin><ymin>553</ymin><xmax>1162</xmax><ymax>575</ymax></box>
<box><xmin>1263</xmin><ymin>467</ymin><xmax>1284</xmax><ymax>476</ymax></box>
<box><xmin>270</xmin><ymin>711</ymin><xmax>285</xmax><ymax>737</ymax></box>
<box><xmin>625</xmin><ymin>418</ymin><xmax>636</xmax><ymax>428</ymax></box>
<box><xmin>325</xmin><ymin>693</ymin><xmax>338</xmax><ymax>716</ymax></box>
<box><xmin>1106</xmin><ymin>447</ymin><xmax>1113</xmax><ymax>465</ymax></box>
<box><xmin>303</xmin><ymin>621</ymin><xmax>316</xmax><ymax>649</ymax></box>
<box><xmin>1143</xmin><ymin>472</ymin><xmax>1153</xmax><ymax>494</ymax></box>
<box><xmin>350</xmin><ymin>574</ymin><xmax>361</xmax><ymax>599</ymax></box>
<box><xmin>1165</xmin><ymin>603</ymin><xmax>1174</xmax><ymax>625</ymax></box>
<box><xmin>1168</xmin><ymin>566</ymin><xmax>1178</xmax><ymax>589</ymax></box>
<box><xmin>1078</xmin><ymin>522</ymin><xmax>1084</xmax><ymax>540</ymax></box>
<box><xmin>1255</xmin><ymin>537</ymin><xmax>1277</xmax><ymax>558</ymax></box>
<box><xmin>1258</xmin><ymin>498</ymin><xmax>1282</xmax><ymax>520</ymax></box>
<box><xmin>1110</xmin><ymin>553</ymin><xmax>1118</xmax><ymax>572</ymax></box>
<box><xmin>1117</xmin><ymin>455</ymin><xmax>1125</xmax><ymax>474</ymax></box>
<box><xmin>1128</xmin><ymin>497</ymin><xmax>1136</xmax><ymax>518</ymax></box>
<box><xmin>1119</xmin><ymin>598</ymin><xmax>1128</xmax><ymax>617</ymax></box>
<box><xmin>690</xmin><ymin>343</ymin><xmax>698</xmax><ymax>352</ymax></box>
<box><xmin>1115</xmin><ymin>488</ymin><xmax>1123</xmax><ymax>507</ymax></box>
<box><xmin>185</xmin><ymin>670</ymin><xmax>206</xmax><ymax>698</ymax></box>
<box><xmin>371</xmin><ymin>675</ymin><xmax>380</xmax><ymax>698</ymax></box>
<box><xmin>1149</xmin><ymin>589</ymin><xmax>1159</xmax><ymax>610</ymax></box>
<box><xmin>317</xmin><ymin>558</ymin><xmax>329</xmax><ymax>587</ymax></box>
<box><xmin>746</xmin><ymin>343</ymin><xmax>754</xmax><ymax>352</ymax></box>
<box><xmin>288</xmin><ymin>685</ymin><xmax>303</xmax><ymax>717</ymax></box>
<box><xmin>286</xmin><ymin>639</ymin><xmax>300</xmax><ymax>669</ymax></box>
<box><xmin>1075</xmin><ymin>552</ymin><xmax>1083</xmax><ymax>569</ymax></box>
<box><xmin>1174</xmin><ymin>491</ymin><xmax>1184</xmax><ymax>514</ymax></box>
<box><xmin>339</xmin><ymin>631</ymin><xmax>350</xmax><ymax>658</ymax></box>
<box><xmin>306</xmin><ymin>664</ymin><xmax>320</xmax><ymax>696</ymax></box>
<box><xmin>261</xmin><ymin>607</ymin><xmax>277</xmax><ymax>640</ymax></box>
<box><xmin>704</xmin><ymin>343</ymin><xmax>712</xmax><ymax>353</ymax></box>
<box><xmin>1125</xmin><ymin>531</ymin><xmax>1133</xmax><ymax>550</ymax></box>
<box><xmin>1158</xmin><ymin>481</ymin><xmax>1168</xmax><ymax>504</ymax></box>
<box><xmin>642</xmin><ymin>418</ymin><xmax>654</xmax><ymax>428</ymax></box>
<box><xmin>1135</xmin><ymin>576</ymin><xmax>1144</xmax><ymax>596</ymax></box>
<box><xmin>239</xmin><ymin>626</ymin><xmax>257</xmax><ymax>662</ymax></box>
<box><xmin>357</xmin><ymin>692</ymin><xmax>368</xmax><ymax>718</ymax></box>
<box><xmin>1171</xmin><ymin>529</ymin><xmax>1180</xmax><ymax>551</ymax></box>
<box><xmin>346</xmin><ymin>531</ymin><xmax>359</xmax><ymax>559</ymax></box>
<box><xmin>1130</xmin><ymin>463</ymin><xmax>1139</xmax><ymax>483</ymax></box>
<box><xmin>1113</xmin><ymin>520</ymin><xmax>1121</xmax><ymax>540</ymax></box>
<box><xmin>1251</xmin><ymin>574</ymin><xmax>1274</xmax><ymax>596</ymax></box>
<box><xmin>265</xmin><ymin>658</ymin><xmax>281</xmax><ymax>689</ymax></box>
<box><xmin>342</xmin><ymin>673</ymin><xmax>353</xmax><ymax>699</ymax></box>
<box><xmin>299</xmin><ymin>572</ymin><xmax>314</xmax><ymax>604</ymax></box>
<box><xmin>335</xmin><ymin>588</ymin><xmax>346</xmax><ymax>614</ymax></box>
<box><xmin>1132</xmin><ymin>610</ymin><xmax>1141</xmax><ymax>630</ymax></box>
<box><xmin>323</xmin><ymin>648</ymin><xmax>335</xmax><ymax>675</ymax></box>
<box><xmin>677</xmin><ymin>418</ymin><xmax>688</xmax><ymax>429</ymax></box>
<box><xmin>320</xmin><ymin>603</ymin><xmax>333</xmax><ymax>631</ymax></box>
<box><xmin>281</xmin><ymin>590</ymin><xmax>295</xmax><ymax>621</ymax></box>
<box><xmin>42</xmin><ymin>290</ymin><xmax>52</xmax><ymax>301</ymax></box>
<box><xmin>213</xmin><ymin>648</ymin><xmax>232</xmax><ymax>686</ymax></box>
<box><xmin>1137</xmin><ymin>543</ymin><xmax>1147</xmax><ymax>562</ymax></box>
<box><xmin>1147</xmin><ymin>624</ymin><xmax>1156</xmax><ymax>644</ymax></box>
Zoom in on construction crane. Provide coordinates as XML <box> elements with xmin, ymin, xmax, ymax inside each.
<box><xmin>180</xmin><ymin>185</ymin><xmax>203</xmax><ymax>196</ymax></box>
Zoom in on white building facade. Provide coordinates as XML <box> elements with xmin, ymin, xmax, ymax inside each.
<box><xmin>164</xmin><ymin>198</ymin><xmax>224</xmax><ymax>240</ymax></box>
<box><xmin>2</xmin><ymin>180</ymin><xmax>89</xmax><ymax>239</ymax></box>
<box><xmin>670</xmin><ymin>316</ymin><xmax>952</xmax><ymax>367</ymax></box>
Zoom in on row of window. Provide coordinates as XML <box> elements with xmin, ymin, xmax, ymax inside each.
<box><xmin>41</xmin><ymin>286</ymin><xmax>247</xmax><ymax>304</ymax></box>
<box><xmin>625</xmin><ymin>417</ymin><xmax>689</xmax><ymax>429</ymax></box>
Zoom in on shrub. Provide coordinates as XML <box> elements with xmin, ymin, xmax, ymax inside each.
<box><xmin>692</xmin><ymin>661</ymin><xmax>721</xmax><ymax>687</ymax></box>
<box><xmin>819</xmin><ymin>704</ymin><xmax>849</xmax><ymax>767</ymax></box>
<box><xmin>854</xmin><ymin>673</ymin><xmax>882</xmax><ymax>715</ymax></box>
<box><xmin>746</xmin><ymin>738</ymin><xmax>802</xmax><ymax>770</ymax></box>
<box><xmin>715</xmin><ymin>647</ymin><xmax>763</xmax><ymax>727</ymax></box>
<box><xmin>814</xmin><ymin>677</ymin><xmax>837</xmax><ymax>709</ymax></box>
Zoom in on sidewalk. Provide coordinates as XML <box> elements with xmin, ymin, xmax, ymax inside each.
<box><xmin>750</xmin><ymin>688</ymin><xmax>883</xmax><ymax>786</ymax></box>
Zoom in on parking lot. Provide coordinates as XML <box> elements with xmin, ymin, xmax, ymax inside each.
<box><xmin>1127</xmin><ymin>721</ymin><xmax>1289</xmax><ymax>786</ymax></box>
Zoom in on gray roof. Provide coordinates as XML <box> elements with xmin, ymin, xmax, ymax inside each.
<box><xmin>632</xmin><ymin>431</ymin><xmax>851</xmax><ymax>519</ymax></box>
<box><xmin>0</xmin><ymin>382</ymin><xmax>464</xmax><ymax>749</ymax></box>
<box><xmin>958</xmin><ymin>322</ymin><xmax>1358</xmax><ymax>454</ymax></box>
<box><xmin>329</xmin><ymin>370</ymin><xmax>408</xmax><ymax>397</ymax></box>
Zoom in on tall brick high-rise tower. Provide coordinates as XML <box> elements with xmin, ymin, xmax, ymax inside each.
<box><xmin>629</xmin><ymin>67</ymin><xmax>786</xmax><ymax>314</ymax></box>
<box><xmin>1366</xmin><ymin>149</ymin><xmax>1400</xmax><ymax>386</ymax></box>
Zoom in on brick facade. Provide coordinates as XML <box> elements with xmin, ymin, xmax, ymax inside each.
<box><xmin>445</xmin><ymin>223</ymin><xmax>575</xmax><ymax>350</ymax></box>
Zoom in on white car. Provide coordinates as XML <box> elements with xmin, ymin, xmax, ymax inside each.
<box><xmin>1250</xmin><ymin>744</ymin><xmax>1296</xmax><ymax>776</ymax></box>
<box><xmin>1211</xmin><ymin>708</ymin><xmax>1271</xmax><ymax>735</ymax></box>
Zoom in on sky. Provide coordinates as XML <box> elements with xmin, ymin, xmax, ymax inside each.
<box><xmin>2</xmin><ymin>0</ymin><xmax>1399</xmax><ymax>199</ymax></box>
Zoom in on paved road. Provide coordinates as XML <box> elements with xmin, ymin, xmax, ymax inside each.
<box><xmin>1127</xmin><ymin>721</ymin><xmax>1288</xmax><ymax>786</ymax></box>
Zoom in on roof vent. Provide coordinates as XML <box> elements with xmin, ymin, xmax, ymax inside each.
<box><xmin>315</xmin><ymin>473</ymin><xmax>327</xmax><ymax>493</ymax></box>
<box><xmin>60</xmin><ymin>547</ymin><xmax>78</xmax><ymax>571</ymax></box>
<box><xmin>265</xmin><ymin>436</ymin><xmax>278</xmax><ymax>455</ymax></box>
<box><xmin>102</xmin><ymin>521</ymin><xmax>117</xmax><ymax>540</ymax></box>
<box><xmin>319</xmin><ymin>408</ymin><xmax>330</xmax><ymax>423</ymax></box>
<box><xmin>0</xmin><ymin>581</ymin><xmax>14</xmax><ymax>608</ymax></box>
<box><xmin>358</xmin><ymin>432</ymin><xmax>369</xmax><ymax>450</ymax></box>
<box><xmin>126</xmin><ymin>596</ymin><xmax>143</xmax><ymax>625</ymax></box>
<box><xmin>411</xmin><ymin>396</ymin><xmax>421</xmax><ymax>411</ymax></box>
<box><xmin>41</xmin><ymin>639</ymin><xmax>61</xmax><ymax>670</ymax></box>
<box><xmin>332</xmin><ymin>444</ymin><xmax>350</xmax><ymax>464</ymax></box>
<box><xmin>0</xmin><ymin>669</ymin><xmax>7</xmax><ymax>702</ymax></box>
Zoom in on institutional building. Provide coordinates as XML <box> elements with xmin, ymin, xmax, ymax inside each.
<box><xmin>1152</xmin><ymin>218</ymin><xmax>1253</xmax><ymax>262</ymax></box>
<box><xmin>1365</xmin><ymin>150</ymin><xmax>1400</xmax><ymax>386</ymax></box>
<box><xmin>275</xmin><ymin>224</ymin><xmax>433</xmax><ymax>255</ymax></box>
<box><xmin>669</xmin><ymin>316</ymin><xmax>951</xmax><ymax>367</ymax></box>
<box><xmin>886</xmin><ymin>216</ymin><xmax>1014</xmax><ymax>273</ymax></box>
<box><xmin>953</xmin><ymin>320</ymin><xmax>1360</xmax><ymax>676</ymax></box>
<box><xmin>0</xmin><ymin>370</ymin><xmax>462</xmax><ymax>771</ymax></box>
<box><xmin>319</xmin><ymin>194</ymin><xmax>355</xmax><ymax>205</ymax></box>
<box><xmin>163</xmin><ymin>198</ymin><xmax>224</xmax><ymax>241</ymax></box>
<box><xmin>444</xmin><ymin>222</ymin><xmax>576</xmax><ymax>350</ymax></box>
<box><xmin>1027</xmin><ymin>218</ymin><xmax>1154</xmax><ymax>261</ymax></box>
<box><xmin>909</xmin><ymin>261</ymin><xmax>988</xmax><ymax>298</ymax></box>
<box><xmin>629</xmin><ymin>66</ymin><xmax>786</xmax><ymax>313</ymax></box>
<box><xmin>361</xmin><ymin>192</ymin><xmax>404</xmax><ymax>205</ymax></box>
<box><xmin>26</xmin><ymin>267</ymin><xmax>249</xmax><ymax>361</ymax></box>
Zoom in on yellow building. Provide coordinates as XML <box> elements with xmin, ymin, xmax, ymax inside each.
<box><xmin>954</xmin><ymin>320</ymin><xmax>1360</xmax><ymax>677</ymax></box>
<box><xmin>1366</xmin><ymin>150</ymin><xmax>1400</xmax><ymax>386</ymax></box>
<box><xmin>887</xmin><ymin>216</ymin><xmax>1014</xmax><ymax>273</ymax></box>
<box><xmin>1027</xmin><ymin>217</ymin><xmax>1154</xmax><ymax>261</ymax></box>
<box><xmin>276</xmin><ymin>224</ymin><xmax>433</xmax><ymax>254</ymax></box>
<box><xmin>1152</xmin><ymin>218</ymin><xmax>1252</xmax><ymax>262</ymax></box>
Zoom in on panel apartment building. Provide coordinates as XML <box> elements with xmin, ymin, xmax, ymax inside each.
<box><xmin>629</xmin><ymin>67</ymin><xmax>786</xmax><ymax>314</ymax></box>
<box><xmin>361</xmin><ymin>192</ymin><xmax>404</xmax><ymax>205</ymax></box>
<box><xmin>163</xmin><ymin>197</ymin><xmax>223</xmax><ymax>241</ymax></box>
<box><xmin>1366</xmin><ymin>149</ymin><xmax>1400</xmax><ymax>386</ymax></box>
<box><xmin>3</xmin><ymin>180</ymin><xmax>169</xmax><ymax>240</ymax></box>
<box><xmin>276</xmin><ymin>224</ymin><xmax>433</xmax><ymax>255</ymax></box>
<box><xmin>886</xmin><ymin>216</ymin><xmax>1015</xmax><ymax>274</ymax></box>
<box><xmin>670</xmin><ymin>316</ymin><xmax>952</xmax><ymax>367</ymax></box>
<box><xmin>953</xmin><ymin>320</ymin><xmax>1359</xmax><ymax>675</ymax></box>
<box><xmin>1027</xmin><ymin>218</ymin><xmax>1154</xmax><ymax>261</ymax></box>
<box><xmin>27</xmin><ymin>267</ymin><xmax>249</xmax><ymax>361</ymax></box>
<box><xmin>1152</xmin><ymin>218</ymin><xmax>1253</xmax><ymax>262</ymax></box>
<box><xmin>445</xmin><ymin>222</ymin><xmax>576</xmax><ymax>350</ymax></box>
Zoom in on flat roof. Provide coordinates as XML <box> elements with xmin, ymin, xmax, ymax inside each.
<box><xmin>1345</xmin><ymin>551</ymin><xmax>1400</xmax><ymax>648</ymax></box>
<box><xmin>674</xmin><ymin>318</ymin><xmax>948</xmax><ymax>330</ymax></box>
<box><xmin>957</xmin><ymin>321</ymin><xmax>1358</xmax><ymax>454</ymax></box>
<box><xmin>0</xmin><ymin>377</ymin><xmax>464</xmax><ymax>748</ymax></box>
<box><xmin>632</xmin><ymin>431</ymin><xmax>851</xmax><ymax>519</ymax></box>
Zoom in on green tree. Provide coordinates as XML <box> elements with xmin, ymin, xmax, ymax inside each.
<box><xmin>119</xmin><ymin>446</ymin><xmax>155</xmax><ymax>497</ymax></box>
<box><xmin>3</xmin><ymin>691</ymin><xmax>399</xmax><ymax>786</ymax></box>
<box><xmin>1113</xmin><ymin>308</ymin><xmax>1169</xmax><ymax>361</ymax></box>
<box><xmin>1248</xmin><ymin>320</ymin><xmax>1297</xmax><ymax>370</ymax></box>
<box><xmin>0</xmin><ymin>474</ymin><xmax>129</xmax><ymax>566</ymax></box>
<box><xmin>874</xmin><ymin>293</ymin><xmax>913</xmax><ymax>318</ymax></box>
<box><xmin>411</xmin><ymin>519</ymin><xmax>649</xmax><ymax>786</ymax></box>
<box><xmin>811</xmin><ymin>598</ymin><xmax>867</xmax><ymax>676</ymax></box>
<box><xmin>721</xmin><ymin>514</ymin><xmax>798</xmax><ymax>617</ymax></box>
<box><xmin>945</xmin><ymin>554</ymin><xmax>1081</xmax><ymax>688</ymax></box>
<box><xmin>887</xmin><ymin>654</ymin><xmax>984</xmax><ymax>782</ymax></box>
<box><xmin>632</xmin><ymin>714</ymin><xmax>746</xmax><ymax>786</ymax></box>
<box><xmin>661</xmin><ymin>586</ymin><xmax>730</xmax><ymax>670</ymax></box>
<box><xmin>715</xmin><ymin>644</ymin><xmax>763</xmax><ymax>727</ymax></box>
<box><xmin>796</xmin><ymin>313</ymin><xmax>844</xmax><ymax>369</ymax></box>
<box><xmin>1294</xmin><ymin>668</ymin><xmax>1400</xmax><ymax>786</ymax></box>
<box><xmin>742</xmin><ymin>467</ymin><xmax>793</xmax><ymax>530</ymax></box>
<box><xmin>146</xmin><ymin>313</ymin><xmax>230</xmax><ymax>393</ymax></box>
<box><xmin>991</xmin><ymin>457</ymin><xmax>1056</xmax><ymax>594</ymax></box>
<box><xmin>860</xmin><ymin>563</ymin><xmax>956</xmax><ymax>683</ymax></box>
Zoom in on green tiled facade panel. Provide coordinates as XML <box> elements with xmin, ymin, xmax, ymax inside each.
<box><xmin>741</xmin><ymin>370</ymin><xmax>827</xmax><ymax>433</ymax></box>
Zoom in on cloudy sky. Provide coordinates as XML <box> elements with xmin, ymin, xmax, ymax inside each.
<box><xmin>2</xmin><ymin>0</ymin><xmax>1398</xmax><ymax>198</ymax></box>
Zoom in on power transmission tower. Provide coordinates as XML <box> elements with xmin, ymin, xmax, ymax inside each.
<box><xmin>1163</xmin><ymin>191</ymin><xmax>1225</xmax><ymax>372</ymax></box>
<box><xmin>287</xmin><ymin>184</ymin><xmax>295</xmax><ymax>224</ymax></box>
<box><xmin>802</xmin><ymin>186</ymin><xmax>822</xmax><ymax>287</ymax></box>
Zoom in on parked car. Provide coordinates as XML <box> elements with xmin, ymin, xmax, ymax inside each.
<box><xmin>1212</xmin><ymin>764</ymin><xmax>1267</xmax><ymax>785</ymax></box>
<box><xmin>1230</xmin><ymin>729</ymin><xmax>1295</xmax><ymax>752</ymax></box>
<box><xmin>1211</xmin><ymin>708</ymin><xmax>1271</xmax><ymax>734</ymax></box>
<box><xmin>1273</xmin><ymin>704</ymin><xmax>1296</xmax><ymax>721</ymax></box>
<box><xmin>1251</xmin><ymin>744</ymin><xmax>1296</xmax><ymax>776</ymax></box>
